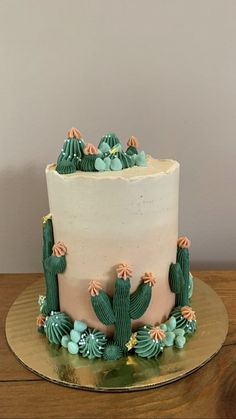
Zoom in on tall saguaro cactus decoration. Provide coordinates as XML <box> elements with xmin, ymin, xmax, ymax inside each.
<box><xmin>56</xmin><ymin>127</ymin><xmax>85</xmax><ymax>174</ymax></box>
<box><xmin>42</xmin><ymin>214</ymin><xmax>67</xmax><ymax>315</ymax></box>
<box><xmin>169</xmin><ymin>236</ymin><xmax>191</xmax><ymax>307</ymax></box>
<box><xmin>89</xmin><ymin>264</ymin><xmax>156</xmax><ymax>353</ymax></box>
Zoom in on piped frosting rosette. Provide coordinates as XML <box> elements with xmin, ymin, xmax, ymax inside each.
<box><xmin>134</xmin><ymin>325</ymin><xmax>165</xmax><ymax>358</ymax></box>
<box><xmin>44</xmin><ymin>311</ymin><xmax>73</xmax><ymax>344</ymax></box>
<box><xmin>78</xmin><ymin>328</ymin><xmax>107</xmax><ymax>359</ymax></box>
<box><xmin>170</xmin><ymin>306</ymin><xmax>197</xmax><ymax>334</ymax></box>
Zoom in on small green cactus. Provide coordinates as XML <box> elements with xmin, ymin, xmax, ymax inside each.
<box><xmin>56</xmin><ymin>127</ymin><xmax>85</xmax><ymax>173</ymax></box>
<box><xmin>169</xmin><ymin>236</ymin><xmax>191</xmax><ymax>307</ymax></box>
<box><xmin>98</xmin><ymin>132</ymin><xmax>121</xmax><ymax>148</ymax></box>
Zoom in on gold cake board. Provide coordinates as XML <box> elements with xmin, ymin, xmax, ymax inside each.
<box><xmin>5</xmin><ymin>277</ymin><xmax>228</xmax><ymax>392</ymax></box>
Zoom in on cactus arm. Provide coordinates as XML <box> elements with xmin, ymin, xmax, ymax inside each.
<box><xmin>44</xmin><ymin>255</ymin><xmax>66</xmax><ymax>274</ymax></box>
<box><xmin>91</xmin><ymin>290</ymin><xmax>115</xmax><ymax>325</ymax></box>
<box><xmin>112</xmin><ymin>278</ymin><xmax>132</xmax><ymax>353</ymax></box>
<box><xmin>176</xmin><ymin>247</ymin><xmax>190</xmax><ymax>306</ymax></box>
<box><xmin>129</xmin><ymin>283</ymin><xmax>152</xmax><ymax>320</ymax></box>
<box><xmin>169</xmin><ymin>263</ymin><xmax>184</xmax><ymax>293</ymax></box>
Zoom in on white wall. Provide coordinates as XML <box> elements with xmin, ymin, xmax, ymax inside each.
<box><xmin>0</xmin><ymin>0</ymin><xmax>235</xmax><ymax>272</ymax></box>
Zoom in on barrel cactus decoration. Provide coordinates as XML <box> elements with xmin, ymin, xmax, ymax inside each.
<box><xmin>56</xmin><ymin>127</ymin><xmax>85</xmax><ymax>174</ymax></box>
<box><xmin>42</xmin><ymin>214</ymin><xmax>67</xmax><ymax>315</ymax></box>
<box><xmin>169</xmin><ymin>236</ymin><xmax>191</xmax><ymax>307</ymax></box>
<box><xmin>78</xmin><ymin>328</ymin><xmax>107</xmax><ymax>359</ymax></box>
<box><xmin>89</xmin><ymin>264</ymin><xmax>156</xmax><ymax>354</ymax></box>
<box><xmin>103</xmin><ymin>341</ymin><xmax>123</xmax><ymax>360</ymax></box>
<box><xmin>134</xmin><ymin>325</ymin><xmax>165</xmax><ymax>358</ymax></box>
<box><xmin>98</xmin><ymin>132</ymin><xmax>121</xmax><ymax>148</ymax></box>
<box><xmin>170</xmin><ymin>306</ymin><xmax>197</xmax><ymax>334</ymax></box>
<box><xmin>126</xmin><ymin>136</ymin><xmax>139</xmax><ymax>155</ymax></box>
<box><xmin>44</xmin><ymin>311</ymin><xmax>73</xmax><ymax>344</ymax></box>
<box><xmin>80</xmin><ymin>143</ymin><xmax>98</xmax><ymax>172</ymax></box>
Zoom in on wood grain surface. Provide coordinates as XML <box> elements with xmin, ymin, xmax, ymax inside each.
<box><xmin>1</xmin><ymin>272</ymin><xmax>236</xmax><ymax>419</ymax></box>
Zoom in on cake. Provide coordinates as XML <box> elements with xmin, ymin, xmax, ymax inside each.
<box><xmin>37</xmin><ymin>128</ymin><xmax>197</xmax><ymax>360</ymax></box>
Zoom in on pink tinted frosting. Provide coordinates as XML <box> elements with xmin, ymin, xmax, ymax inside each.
<box><xmin>67</xmin><ymin>127</ymin><xmax>82</xmax><ymax>139</ymax></box>
<box><xmin>177</xmin><ymin>236</ymin><xmax>191</xmax><ymax>249</ymax></box>
<box><xmin>88</xmin><ymin>280</ymin><xmax>102</xmax><ymax>296</ymax></box>
<box><xmin>52</xmin><ymin>241</ymin><xmax>67</xmax><ymax>257</ymax></box>
<box><xmin>127</xmin><ymin>136</ymin><xmax>139</xmax><ymax>148</ymax></box>
<box><xmin>116</xmin><ymin>263</ymin><xmax>133</xmax><ymax>280</ymax></box>
<box><xmin>141</xmin><ymin>272</ymin><xmax>156</xmax><ymax>287</ymax></box>
<box><xmin>181</xmin><ymin>306</ymin><xmax>196</xmax><ymax>321</ymax></box>
<box><xmin>84</xmin><ymin>143</ymin><xmax>98</xmax><ymax>155</ymax></box>
<box><xmin>149</xmin><ymin>326</ymin><xmax>166</xmax><ymax>341</ymax></box>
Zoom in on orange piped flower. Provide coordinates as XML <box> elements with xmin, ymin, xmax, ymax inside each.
<box><xmin>149</xmin><ymin>326</ymin><xmax>166</xmax><ymax>341</ymax></box>
<box><xmin>181</xmin><ymin>306</ymin><xmax>196</xmax><ymax>321</ymax></box>
<box><xmin>127</xmin><ymin>136</ymin><xmax>139</xmax><ymax>148</ymax></box>
<box><xmin>36</xmin><ymin>314</ymin><xmax>46</xmax><ymax>327</ymax></box>
<box><xmin>67</xmin><ymin>127</ymin><xmax>82</xmax><ymax>139</ymax></box>
<box><xmin>52</xmin><ymin>241</ymin><xmax>67</xmax><ymax>257</ymax></box>
<box><xmin>84</xmin><ymin>143</ymin><xmax>98</xmax><ymax>155</ymax></box>
<box><xmin>88</xmin><ymin>280</ymin><xmax>102</xmax><ymax>297</ymax></box>
<box><xmin>142</xmin><ymin>272</ymin><xmax>156</xmax><ymax>287</ymax></box>
<box><xmin>116</xmin><ymin>263</ymin><xmax>133</xmax><ymax>280</ymax></box>
<box><xmin>177</xmin><ymin>236</ymin><xmax>191</xmax><ymax>249</ymax></box>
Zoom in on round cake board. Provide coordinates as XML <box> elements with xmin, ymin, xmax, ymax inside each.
<box><xmin>5</xmin><ymin>277</ymin><xmax>228</xmax><ymax>392</ymax></box>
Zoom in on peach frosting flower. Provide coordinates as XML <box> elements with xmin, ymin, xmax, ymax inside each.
<box><xmin>83</xmin><ymin>143</ymin><xmax>98</xmax><ymax>155</ymax></box>
<box><xmin>88</xmin><ymin>280</ymin><xmax>102</xmax><ymax>297</ymax></box>
<box><xmin>141</xmin><ymin>272</ymin><xmax>156</xmax><ymax>287</ymax></box>
<box><xmin>67</xmin><ymin>127</ymin><xmax>82</xmax><ymax>139</ymax></box>
<box><xmin>177</xmin><ymin>236</ymin><xmax>191</xmax><ymax>249</ymax></box>
<box><xmin>149</xmin><ymin>326</ymin><xmax>166</xmax><ymax>341</ymax></box>
<box><xmin>36</xmin><ymin>314</ymin><xmax>46</xmax><ymax>327</ymax></box>
<box><xmin>127</xmin><ymin>136</ymin><xmax>139</xmax><ymax>148</ymax></box>
<box><xmin>181</xmin><ymin>306</ymin><xmax>196</xmax><ymax>321</ymax></box>
<box><xmin>52</xmin><ymin>241</ymin><xmax>67</xmax><ymax>257</ymax></box>
<box><xmin>116</xmin><ymin>263</ymin><xmax>133</xmax><ymax>280</ymax></box>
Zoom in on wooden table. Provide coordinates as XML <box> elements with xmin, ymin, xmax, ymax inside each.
<box><xmin>0</xmin><ymin>272</ymin><xmax>235</xmax><ymax>419</ymax></box>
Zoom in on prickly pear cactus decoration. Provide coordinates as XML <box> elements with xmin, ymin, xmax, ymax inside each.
<box><xmin>42</xmin><ymin>215</ymin><xmax>67</xmax><ymax>315</ymax></box>
<box><xmin>89</xmin><ymin>264</ymin><xmax>156</xmax><ymax>354</ymax></box>
<box><xmin>134</xmin><ymin>325</ymin><xmax>165</xmax><ymax>358</ymax></box>
<box><xmin>56</xmin><ymin>127</ymin><xmax>85</xmax><ymax>173</ymax></box>
<box><xmin>169</xmin><ymin>236</ymin><xmax>191</xmax><ymax>307</ymax></box>
<box><xmin>78</xmin><ymin>328</ymin><xmax>107</xmax><ymax>359</ymax></box>
<box><xmin>80</xmin><ymin>143</ymin><xmax>98</xmax><ymax>172</ymax></box>
<box><xmin>44</xmin><ymin>311</ymin><xmax>73</xmax><ymax>344</ymax></box>
<box><xmin>171</xmin><ymin>306</ymin><xmax>197</xmax><ymax>334</ymax></box>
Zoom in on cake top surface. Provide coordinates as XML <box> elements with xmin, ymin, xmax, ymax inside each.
<box><xmin>46</xmin><ymin>157</ymin><xmax>179</xmax><ymax>180</ymax></box>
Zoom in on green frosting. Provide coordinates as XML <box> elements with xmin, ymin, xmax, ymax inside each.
<box><xmin>80</xmin><ymin>154</ymin><xmax>97</xmax><ymax>172</ymax></box>
<box><xmin>42</xmin><ymin>218</ymin><xmax>66</xmax><ymax>315</ymax></box>
<box><xmin>116</xmin><ymin>151</ymin><xmax>134</xmax><ymax>169</ymax></box>
<box><xmin>175</xmin><ymin>335</ymin><xmax>186</xmax><ymax>348</ymax></box>
<box><xmin>170</xmin><ymin>307</ymin><xmax>197</xmax><ymax>334</ymax></box>
<box><xmin>98</xmin><ymin>133</ymin><xmax>121</xmax><ymax>148</ymax></box>
<box><xmin>90</xmin><ymin>271</ymin><xmax>154</xmax><ymax>354</ymax></box>
<box><xmin>126</xmin><ymin>145</ymin><xmax>138</xmax><ymax>155</ymax></box>
<box><xmin>45</xmin><ymin>312</ymin><xmax>73</xmax><ymax>344</ymax></box>
<box><xmin>103</xmin><ymin>342</ymin><xmax>123</xmax><ymax>360</ymax></box>
<box><xmin>135</xmin><ymin>151</ymin><xmax>147</xmax><ymax>167</ymax></box>
<box><xmin>78</xmin><ymin>328</ymin><xmax>107</xmax><ymax>359</ymax></box>
<box><xmin>134</xmin><ymin>326</ymin><xmax>165</xmax><ymax>358</ymax></box>
<box><xmin>169</xmin><ymin>245</ymin><xmax>191</xmax><ymax>307</ymax></box>
<box><xmin>57</xmin><ymin>137</ymin><xmax>85</xmax><ymax>172</ymax></box>
<box><xmin>110</xmin><ymin>157</ymin><xmax>122</xmax><ymax>171</ymax></box>
<box><xmin>56</xmin><ymin>160</ymin><xmax>76</xmax><ymax>175</ymax></box>
<box><xmin>95</xmin><ymin>157</ymin><xmax>106</xmax><ymax>171</ymax></box>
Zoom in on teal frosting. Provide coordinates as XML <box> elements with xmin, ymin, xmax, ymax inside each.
<box><xmin>95</xmin><ymin>157</ymin><xmax>106</xmax><ymax>171</ymax></box>
<box><xmin>74</xmin><ymin>320</ymin><xmax>87</xmax><ymax>333</ymax></box>
<box><xmin>135</xmin><ymin>151</ymin><xmax>147</xmax><ymax>167</ymax></box>
<box><xmin>56</xmin><ymin>160</ymin><xmax>76</xmax><ymax>174</ymax></box>
<box><xmin>70</xmin><ymin>329</ymin><xmax>81</xmax><ymax>343</ymax></box>
<box><xmin>68</xmin><ymin>341</ymin><xmax>79</xmax><ymax>355</ymax></box>
<box><xmin>104</xmin><ymin>156</ymin><xmax>111</xmax><ymax>170</ymax></box>
<box><xmin>110</xmin><ymin>157</ymin><xmax>122</xmax><ymax>171</ymax></box>
<box><xmin>170</xmin><ymin>307</ymin><xmax>197</xmax><ymax>334</ymax></box>
<box><xmin>45</xmin><ymin>312</ymin><xmax>73</xmax><ymax>344</ymax></box>
<box><xmin>78</xmin><ymin>328</ymin><xmax>107</xmax><ymax>359</ymax></box>
<box><xmin>162</xmin><ymin>331</ymin><xmax>175</xmax><ymax>347</ymax></box>
<box><xmin>116</xmin><ymin>151</ymin><xmax>134</xmax><ymax>169</ymax></box>
<box><xmin>165</xmin><ymin>316</ymin><xmax>177</xmax><ymax>332</ymax></box>
<box><xmin>126</xmin><ymin>145</ymin><xmax>138</xmax><ymax>156</ymax></box>
<box><xmin>98</xmin><ymin>133</ymin><xmax>121</xmax><ymax>148</ymax></box>
<box><xmin>98</xmin><ymin>142</ymin><xmax>111</xmax><ymax>154</ymax></box>
<box><xmin>80</xmin><ymin>155</ymin><xmax>98</xmax><ymax>172</ymax></box>
<box><xmin>57</xmin><ymin>137</ymin><xmax>85</xmax><ymax>171</ymax></box>
<box><xmin>103</xmin><ymin>342</ymin><xmax>123</xmax><ymax>360</ymax></box>
<box><xmin>61</xmin><ymin>334</ymin><xmax>70</xmax><ymax>348</ymax></box>
<box><xmin>134</xmin><ymin>326</ymin><xmax>165</xmax><ymax>359</ymax></box>
<box><xmin>175</xmin><ymin>335</ymin><xmax>186</xmax><ymax>348</ymax></box>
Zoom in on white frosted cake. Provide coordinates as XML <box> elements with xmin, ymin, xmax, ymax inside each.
<box><xmin>37</xmin><ymin>129</ymin><xmax>196</xmax><ymax>360</ymax></box>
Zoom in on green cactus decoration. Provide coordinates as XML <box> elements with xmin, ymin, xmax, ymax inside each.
<box><xmin>44</xmin><ymin>311</ymin><xmax>73</xmax><ymax>344</ymax></box>
<box><xmin>78</xmin><ymin>328</ymin><xmax>107</xmax><ymax>359</ymax></box>
<box><xmin>170</xmin><ymin>306</ymin><xmax>197</xmax><ymax>335</ymax></box>
<box><xmin>116</xmin><ymin>151</ymin><xmax>134</xmax><ymax>169</ymax></box>
<box><xmin>103</xmin><ymin>342</ymin><xmax>123</xmax><ymax>360</ymax></box>
<box><xmin>56</xmin><ymin>127</ymin><xmax>85</xmax><ymax>173</ymax></box>
<box><xmin>134</xmin><ymin>325</ymin><xmax>165</xmax><ymax>358</ymax></box>
<box><xmin>169</xmin><ymin>236</ymin><xmax>191</xmax><ymax>307</ymax></box>
<box><xmin>89</xmin><ymin>267</ymin><xmax>156</xmax><ymax>354</ymax></box>
<box><xmin>98</xmin><ymin>132</ymin><xmax>121</xmax><ymax>148</ymax></box>
<box><xmin>42</xmin><ymin>215</ymin><xmax>67</xmax><ymax>315</ymax></box>
<box><xmin>126</xmin><ymin>136</ymin><xmax>139</xmax><ymax>155</ymax></box>
<box><xmin>80</xmin><ymin>154</ymin><xmax>98</xmax><ymax>171</ymax></box>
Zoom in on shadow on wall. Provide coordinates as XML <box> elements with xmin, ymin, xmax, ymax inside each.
<box><xmin>0</xmin><ymin>164</ymin><xmax>49</xmax><ymax>273</ymax></box>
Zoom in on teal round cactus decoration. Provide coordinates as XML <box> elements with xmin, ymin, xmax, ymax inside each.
<box><xmin>42</xmin><ymin>216</ymin><xmax>67</xmax><ymax>315</ymax></box>
<box><xmin>56</xmin><ymin>127</ymin><xmax>85</xmax><ymax>173</ymax></box>
<box><xmin>78</xmin><ymin>328</ymin><xmax>107</xmax><ymax>359</ymax></box>
<box><xmin>134</xmin><ymin>325</ymin><xmax>165</xmax><ymax>358</ymax></box>
<box><xmin>103</xmin><ymin>342</ymin><xmax>123</xmax><ymax>360</ymax></box>
<box><xmin>171</xmin><ymin>306</ymin><xmax>197</xmax><ymax>335</ymax></box>
<box><xmin>45</xmin><ymin>312</ymin><xmax>73</xmax><ymax>344</ymax></box>
<box><xmin>169</xmin><ymin>236</ymin><xmax>191</xmax><ymax>307</ymax></box>
<box><xmin>99</xmin><ymin>132</ymin><xmax>121</xmax><ymax>148</ymax></box>
<box><xmin>89</xmin><ymin>266</ymin><xmax>156</xmax><ymax>354</ymax></box>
